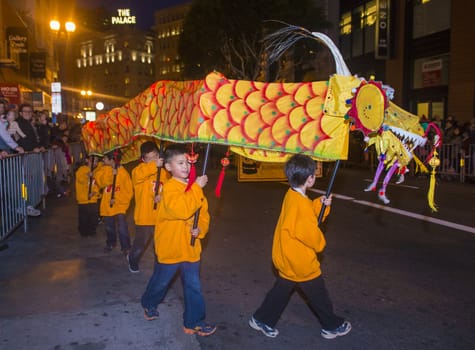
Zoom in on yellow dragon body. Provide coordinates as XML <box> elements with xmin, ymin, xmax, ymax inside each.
<box><xmin>82</xmin><ymin>29</ymin><xmax>440</xmax><ymax>209</ymax></box>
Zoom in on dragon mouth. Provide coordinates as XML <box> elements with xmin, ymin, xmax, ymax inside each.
<box><xmin>387</xmin><ymin>125</ymin><xmax>427</xmax><ymax>154</ymax></box>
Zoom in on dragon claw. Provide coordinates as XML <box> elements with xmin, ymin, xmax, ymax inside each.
<box><xmin>378</xmin><ymin>191</ymin><xmax>390</xmax><ymax>204</ymax></box>
<box><xmin>395</xmin><ymin>174</ymin><xmax>405</xmax><ymax>184</ymax></box>
<box><xmin>364</xmin><ymin>184</ymin><xmax>377</xmax><ymax>192</ymax></box>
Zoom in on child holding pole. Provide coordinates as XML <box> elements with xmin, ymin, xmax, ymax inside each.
<box><xmin>75</xmin><ymin>155</ymin><xmax>102</xmax><ymax>236</ymax></box>
<box><xmin>127</xmin><ymin>141</ymin><xmax>167</xmax><ymax>273</ymax></box>
<box><xmin>94</xmin><ymin>149</ymin><xmax>133</xmax><ymax>255</ymax></box>
<box><xmin>249</xmin><ymin>154</ymin><xmax>351</xmax><ymax>339</ymax></box>
<box><xmin>140</xmin><ymin>143</ymin><xmax>216</xmax><ymax>336</ymax></box>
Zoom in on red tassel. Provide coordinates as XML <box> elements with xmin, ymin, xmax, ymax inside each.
<box><xmin>214</xmin><ymin>150</ymin><xmax>230</xmax><ymax>198</ymax></box>
<box><xmin>215</xmin><ymin>167</ymin><xmax>225</xmax><ymax>197</ymax></box>
<box><xmin>185</xmin><ymin>162</ymin><xmax>196</xmax><ymax>192</ymax></box>
<box><xmin>185</xmin><ymin>144</ymin><xmax>198</xmax><ymax>192</ymax></box>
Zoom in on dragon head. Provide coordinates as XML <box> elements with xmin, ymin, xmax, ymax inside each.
<box><xmin>347</xmin><ymin>78</ymin><xmax>427</xmax><ymax>167</ymax></box>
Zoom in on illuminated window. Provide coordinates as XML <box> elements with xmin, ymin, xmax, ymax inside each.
<box><xmin>365</xmin><ymin>1</ymin><xmax>376</xmax><ymax>27</ymax></box>
<box><xmin>339</xmin><ymin>1</ymin><xmax>377</xmax><ymax>58</ymax></box>
<box><xmin>340</xmin><ymin>12</ymin><xmax>351</xmax><ymax>35</ymax></box>
<box><xmin>76</xmin><ymin>59</ymin><xmax>81</xmax><ymax>68</ymax></box>
<box><xmin>131</xmin><ymin>51</ymin><xmax>137</xmax><ymax>61</ymax></box>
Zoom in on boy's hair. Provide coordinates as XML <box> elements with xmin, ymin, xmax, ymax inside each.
<box><xmin>285</xmin><ymin>154</ymin><xmax>316</xmax><ymax>188</ymax></box>
<box><xmin>140</xmin><ymin>141</ymin><xmax>159</xmax><ymax>159</ymax></box>
<box><xmin>164</xmin><ymin>143</ymin><xmax>187</xmax><ymax>164</ymax></box>
<box><xmin>104</xmin><ymin>149</ymin><xmax>122</xmax><ymax>162</ymax></box>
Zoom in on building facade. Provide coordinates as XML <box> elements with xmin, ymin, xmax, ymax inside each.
<box><xmin>74</xmin><ymin>27</ymin><xmax>155</xmax><ymax>115</ymax></box>
<box><xmin>339</xmin><ymin>0</ymin><xmax>474</xmax><ymax>124</ymax></box>
<box><xmin>154</xmin><ymin>2</ymin><xmax>191</xmax><ymax>81</ymax></box>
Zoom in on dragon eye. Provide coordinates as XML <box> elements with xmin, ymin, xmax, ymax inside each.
<box><xmin>355</xmin><ymin>84</ymin><xmax>385</xmax><ymax>131</ymax></box>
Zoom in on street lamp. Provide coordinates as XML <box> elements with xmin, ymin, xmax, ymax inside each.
<box><xmin>49</xmin><ymin>20</ymin><xmax>76</xmax><ymax>35</ymax></box>
<box><xmin>49</xmin><ymin>19</ymin><xmax>76</xmax><ymax>117</ymax></box>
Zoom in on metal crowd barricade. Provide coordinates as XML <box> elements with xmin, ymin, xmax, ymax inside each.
<box><xmin>0</xmin><ymin>152</ymin><xmax>47</xmax><ymax>242</ymax></box>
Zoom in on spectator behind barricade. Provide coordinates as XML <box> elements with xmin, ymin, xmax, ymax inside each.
<box><xmin>37</xmin><ymin>110</ymin><xmax>52</xmax><ymax>149</ymax></box>
<box><xmin>6</xmin><ymin>109</ymin><xmax>26</xmax><ymax>141</ymax></box>
<box><xmin>48</xmin><ymin>136</ymin><xmax>71</xmax><ymax>197</ymax></box>
<box><xmin>470</xmin><ymin>119</ymin><xmax>475</xmax><ymax>176</ymax></box>
<box><xmin>68</xmin><ymin>120</ymin><xmax>85</xmax><ymax>166</ymax></box>
<box><xmin>0</xmin><ymin>99</ymin><xmax>7</xmax><ymax>121</ymax></box>
<box><xmin>51</xmin><ymin>119</ymin><xmax>69</xmax><ymax>144</ymax></box>
<box><xmin>0</xmin><ymin>112</ymin><xmax>24</xmax><ymax>155</ymax></box>
<box><xmin>16</xmin><ymin>103</ymin><xmax>43</xmax><ymax>152</ymax></box>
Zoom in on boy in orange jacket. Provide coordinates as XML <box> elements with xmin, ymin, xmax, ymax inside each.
<box><xmin>249</xmin><ymin>154</ymin><xmax>351</xmax><ymax>339</ymax></box>
<box><xmin>75</xmin><ymin>155</ymin><xmax>102</xmax><ymax>236</ymax></box>
<box><xmin>94</xmin><ymin>150</ymin><xmax>133</xmax><ymax>255</ymax></box>
<box><xmin>141</xmin><ymin>144</ymin><xmax>216</xmax><ymax>337</ymax></box>
<box><xmin>127</xmin><ymin>141</ymin><xmax>167</xmax><ymax>273</ymax></box>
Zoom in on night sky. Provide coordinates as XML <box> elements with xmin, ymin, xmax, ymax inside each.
<box><xmin>80</xmin><ymin>0</ymin><xmax>191</xmax><ymax>30</ymax></box>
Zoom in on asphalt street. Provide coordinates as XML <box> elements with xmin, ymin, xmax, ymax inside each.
<box><xmin>0</xmin><ymin>166</ymin><xmax>474</xmax><ymax>350</ymax></box>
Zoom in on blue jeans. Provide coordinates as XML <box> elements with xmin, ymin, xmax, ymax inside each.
<box><xmin>103</xmin><ymin>214</ymin><xmax>131</xmax><ymax>251</ymax></box>
<box><xmin>141</xmin><ymin>261</ymin><xmax>205</xmax><ymax>329</ymax></box>
<box><xmin>128</xmin><ymin>225</ymin><xmax>155</xmax><ymax>270</ymax></box>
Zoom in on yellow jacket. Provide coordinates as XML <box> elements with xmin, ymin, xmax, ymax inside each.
<box><xmin>75</xmin><ymin>163</ymin><xmax>102</xmax><ymax>204</ymax></box>
<box><xmin>95</xmin><ymin>165</ymin><xmax>133</xmax><ymax>216</ymax></box>
<box><xmin>272</xmin><ymin>189</ymin><xmax>330</xmax><ymax>282</ymax></box>
<box><xmin>154</xmin><ymin>177</ymin><xmax>210</xmax><ymax>264</ymax></box>
<box><xmin>132</xmin><ymin>161</ymin><xmax>169</xmax><ymax>226</ymax></box>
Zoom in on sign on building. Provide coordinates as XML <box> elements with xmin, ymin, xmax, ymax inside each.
<box><xmin>375</xmin><ymin>0</ymin><xmax>391</xmax><ymax>59</ymax></box>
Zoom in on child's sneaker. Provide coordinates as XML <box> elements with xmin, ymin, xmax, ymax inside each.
<box><xmin>321</xmin><ymin>321</ymin><xmax>352</xmax><ymax>339</ymax></box>
<box><xmin>248</xmin><ymin>315</ymin><xmax>279</xmax><ymax>338</ymax></box>
<box><xmin>143</xmin><ymin>308</ymin><xmax>159</xmax><ymax>321</ymax></box>
<box><xmin>126</xmin><ymin>254</ymin><xmax>139</xmax><ymax>273</ymax></box>
<box><xmin>183</xmin><ymin>323</ymin><xmax>217</xmax><ymax>337</ymax></box>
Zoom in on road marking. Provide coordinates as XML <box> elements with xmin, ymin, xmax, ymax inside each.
<box><xmin>363</xmin><ymin>179</ymin><xmax>420</xmax><ymax>189</ymax></box>
<box><xmin>308</xmin><ymin>188</ymin><xmax>475</xmax><ymax>234</ymax></box>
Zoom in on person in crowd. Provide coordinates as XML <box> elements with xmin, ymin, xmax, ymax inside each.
<box><xmin>5</xmin><ymin>109</ymin><xmax>26</xmax><ymax>141</ymax></box>
<box><xmin>249</xmin><ymin>154</ymin><xmax>351</xmax><ymax>340</ymax></box>
<box><xmin>128</xmin><ymin>141</ymin><xmax>167</xmax><ymax>273</ymax></box>
<box><xmin>36</xmin><ymin>110</ymin><xmax>52</xmax><ymax>149</ymax></box>
<box><xmin>0</xmin><ymin>98</ymin><xmax>7</xmax><ymax>121</ymax></box>
<box><xmin>140</xmin><ymin>144</ymin><xmax>216</xmax><ymax>337</ymax></box>
<box><xmin>0</xmin><ymin>113</ymin><xmax>24</xmax><ymax>154</ymax></box>
<box><xmin>16</xmin><ymin>103</ymin><xmax>42</xmax><ymax>152</ymax></box>
<box><xmin>94</xmin><ymin>149</ymin><xmax>133</xmax><ymax>255</ymax></box>
<box><xmin>75</xmin><ymin>155</ymin><xmax>102</xmax><ymax>237</ymax></box>
<box><xmin>51</xmin><ymin>119</ymin><xmax>69</xmax><ymax>144</ymax></box>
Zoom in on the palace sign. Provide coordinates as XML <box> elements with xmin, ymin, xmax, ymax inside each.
<box><xmin>111</xmin><ymin>9</ymin><xmax>136</xmax><ymax>25</ymax></box>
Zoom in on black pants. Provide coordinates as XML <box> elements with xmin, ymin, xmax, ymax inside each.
<box><xmin>128</xmin><ymin>225</ymin><xmax>155</xmax><ymax>270</ymax></box>
<box><xmin>78</xmin><ymin>203</ymin><xmax>99</xmax><ymax>236</ymax></box>
<box><xmin>253</xmin><ymin>275</ymin><xmax>343</xmax><ymax>330</ymax></box>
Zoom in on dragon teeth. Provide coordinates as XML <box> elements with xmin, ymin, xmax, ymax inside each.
<box><xmin>386</xmin><ymin>125</ymin><xmax>426</xmax><ymax>149</ymax></box>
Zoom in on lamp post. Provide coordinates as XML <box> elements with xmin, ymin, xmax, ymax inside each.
<box><xmin>49</xmin><ymin>19</ymin><xmax>76</xmax><ymax>118</ymax></box>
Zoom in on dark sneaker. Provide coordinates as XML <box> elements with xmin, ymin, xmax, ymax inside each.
<box><xmin>183</xmin><ymin>323</ymin><xmax>217</xmax><ymax>337</ymax></box>
<box><xmin>103</xmin><ymin>245</ymin><xmax>115</xmax><ymax>252</ymax></box>
<box><xmin>143</xmin><ymin>308</ymin><xmax>159</xmax><ymax>321</ymax></box>
<box><xmin>248</xmin><ymin>316</ymin><xmax>279</xmax><ymax>338</ymax></box>
<box><xmin>126</xmin><ymin>254</ymin><xmax>139</xmax><ymax>273</ymax></box>
<box><xmin>321</xmin><ymin>321</ymin><xmax>352</xmax><ymax>339</ymax></box>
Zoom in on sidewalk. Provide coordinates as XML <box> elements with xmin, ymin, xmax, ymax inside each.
<box><xmin>0</xmin><ymin>193</ymin><xmax>200</xmax><ymax>350</ymax></box>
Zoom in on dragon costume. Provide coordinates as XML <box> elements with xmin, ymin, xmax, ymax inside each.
<box><xmin>82</xmin><ymin>26</ymin><xmax>441</xmax><ymax>210</ymax></box>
